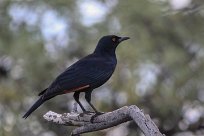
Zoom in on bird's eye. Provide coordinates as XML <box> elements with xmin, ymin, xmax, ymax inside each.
<box><xmin>112</xmin><ymin>37</ymin><xmax>116</xmax><ymax>42</ymax></box>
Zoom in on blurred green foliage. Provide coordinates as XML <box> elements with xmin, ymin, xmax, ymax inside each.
<box><xmin>0</xmin><ymin>0</ymin><xmax>204</xmax><ymax>136</ymax></box>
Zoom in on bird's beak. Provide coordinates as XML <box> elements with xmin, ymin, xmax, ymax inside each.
<box><xmin>118</xmin><ymin>37</ymin><xmax>130</xmax><ymax>43</ymax></box>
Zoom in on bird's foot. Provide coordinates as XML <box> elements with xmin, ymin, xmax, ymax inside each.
<box><xmin>90</xmin><ymin>111</ymin><xmax>105</xmax><ymax>123</ymax></box>
<box><xmin>84</xmin><ymin>111</ymin><xmax>95</xmax><ymax>114</ymax></box>
<box><xmin>79</xmin><ymin>111</ymin><xmax>94</xmax><ymax>116</ymax></box>
<box><xmin>95</xmin><ymin>111</ymin><xmax>105</xmax><ymax>115</ymax></box>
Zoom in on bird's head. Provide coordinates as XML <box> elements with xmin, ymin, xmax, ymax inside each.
<box><xmin>94</xmin><ymin>35</ymin><xmax>130</xmax><ymax>54</ymax></box>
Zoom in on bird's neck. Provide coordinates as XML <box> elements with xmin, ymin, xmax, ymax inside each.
<box><xmin>94</xmin><ymin>48</ymin><xmax>116</xmax><ymax>59</ymax></box>
<box><xmin>94</xmin><ymin>43</ymin><xmax>116</xmax><ymax>58</ymax></box>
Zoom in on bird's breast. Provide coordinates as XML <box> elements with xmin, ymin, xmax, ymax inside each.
<box><xmin>100</xmin><ymin>59</ymin><xmax>116</xmax><ymax>71</ymax></box>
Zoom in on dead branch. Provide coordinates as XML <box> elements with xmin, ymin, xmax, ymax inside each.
<box><xmin>43</xmin><ymin>105</ymin><xmax>164</xmax><ymax>136</ymax></box>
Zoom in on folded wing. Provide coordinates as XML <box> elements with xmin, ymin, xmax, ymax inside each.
<box><xmin>41</xmin><ymin>55</ymin><xmax>115</xmax><ymax>99</ymax></box>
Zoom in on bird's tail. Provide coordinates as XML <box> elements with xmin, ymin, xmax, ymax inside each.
<box><xmin>22</xmin><ymin>97</ymin><xmax>45</xmax><ymax>119</ymax></box>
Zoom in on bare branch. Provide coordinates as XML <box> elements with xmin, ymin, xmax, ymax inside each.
<box><xmin>43</xmin><ymin>105</ymin><xmax>164</xmax><ymax>136</ymax></box>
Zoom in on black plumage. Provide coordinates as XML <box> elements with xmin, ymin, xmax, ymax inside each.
<box><xmin>23</xmin><ymin>35</ymin><xmax>130</xmax><ymax>119</ymax></box>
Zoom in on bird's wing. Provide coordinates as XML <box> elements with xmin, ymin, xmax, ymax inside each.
<box><xmin>42</xmin><ymin>55</ymin><xmax>115</xmax><ymax>99</ymax></box>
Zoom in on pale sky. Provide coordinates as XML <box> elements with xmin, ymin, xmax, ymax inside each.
<box><xmin>78</xmin><ymin>0</ymin><xmax>109</xmax><ymax>26</ymax></box>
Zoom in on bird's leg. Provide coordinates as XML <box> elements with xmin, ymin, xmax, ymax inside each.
<box><xmin>73</xmin><ymin>92</ymin><xmax>86</xmax><ymax>112</ymax></box>
<box><xmin>85</xmin><ymin>91</ymin><xmax>105</xmax><ymax>123</ymax></box>
<box><xmin>85</xmin><ymin>91</ymin><xmax>104</xmax><ymax>114</ymax></box>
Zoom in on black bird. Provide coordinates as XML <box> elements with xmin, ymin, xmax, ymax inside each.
<box><xmin>23</xmin><ymin>35</ymin><xmax>130</xmax><ymax>119</ymax></box>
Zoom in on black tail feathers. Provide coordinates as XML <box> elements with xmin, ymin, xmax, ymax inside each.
<box><xmin>22</xmin><ymin>97</ymin><xmax>45</xmax><ymax>119</ymax></box>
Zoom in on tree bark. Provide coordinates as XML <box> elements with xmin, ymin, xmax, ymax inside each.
<box><xmin>43</xmin><ymin>105</ymin><xmax>164</xmax><ymax>136</ymax></box>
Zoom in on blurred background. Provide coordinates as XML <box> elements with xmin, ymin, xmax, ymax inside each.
<box><xmin>0</xmin><ymin>0</ymin><xmax>204</xmax><ymax>136</ymax></box>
